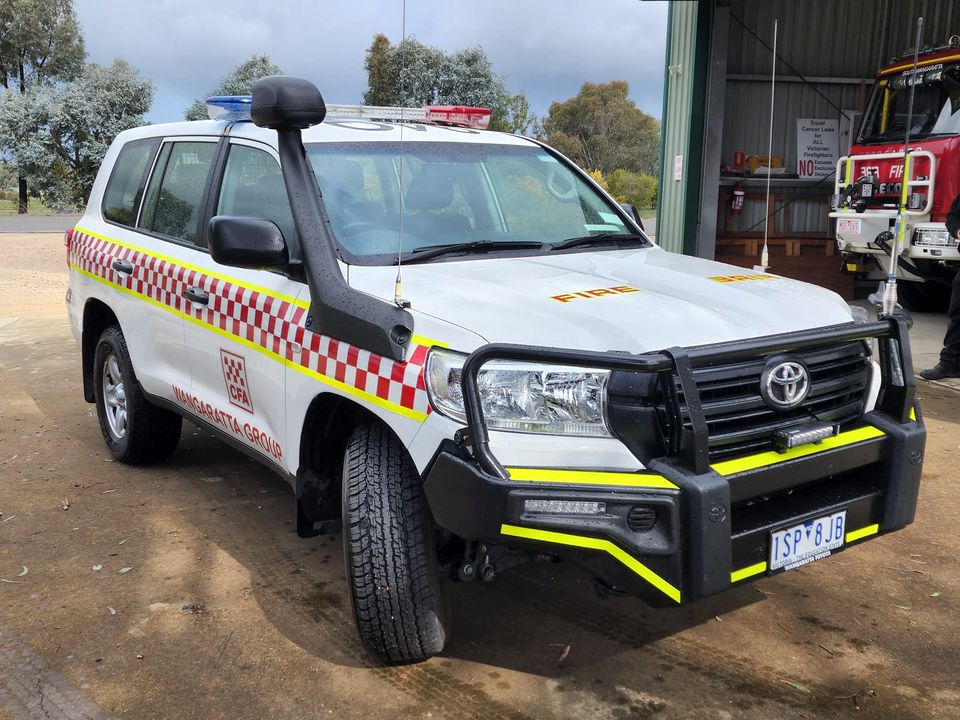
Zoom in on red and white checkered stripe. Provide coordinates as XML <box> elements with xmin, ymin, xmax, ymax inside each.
<box><xmin>70</xmin><ymin>230</ymin><xmax>432</xmax><ymax>418</ymax></box>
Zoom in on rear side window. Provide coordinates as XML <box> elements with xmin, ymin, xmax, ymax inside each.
<box><xmin>216</xmin><ymin>144</ymin><xmax>296</xmax><ymax>243</ymax></box>
<box><xmin>139</xmin><ymin>141</ymin><xmax>217</xmax><ymax>244</ymax></box>
<box><xmin>101</xmin><ymin>138</ymin><xmax>160</xmax><ymax>227</ymax></box>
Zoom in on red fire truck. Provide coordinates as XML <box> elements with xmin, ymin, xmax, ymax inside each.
<box><xmin>831</xmin><ymin>36</ymin><xmax>960</xmax><ymax>311</ymax></box>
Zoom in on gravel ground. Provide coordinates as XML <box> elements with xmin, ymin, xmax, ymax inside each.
<box><xmin>0</xmin><ymin>234</ymin><xmax>958</xmax><ymax>720</ymax></box>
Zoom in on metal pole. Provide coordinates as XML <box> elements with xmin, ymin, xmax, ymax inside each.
<box><xmin>759</xmin><ymin>18</ymin><xmax>777</xmax><ymax>272</ymax></box>
<box><xmin>883</xmin><ymin>16</ymin><xmax>923</xmax><ymax>315</ymax></box>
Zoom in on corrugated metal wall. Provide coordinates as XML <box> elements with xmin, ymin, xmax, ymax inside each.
<box><xmin>656</xmin><ymin>2</ymin><xmax>700</xmax><ymax>254</ymax></box>
<box><xmin>718</xmin><ymin>0</ymin><xmax>960</xmax><ymax>236</ymax></box>
<box><xmin>661</xmin><ymin>0</ymin><xmax>960</xmax><ymax>253</ymax></box>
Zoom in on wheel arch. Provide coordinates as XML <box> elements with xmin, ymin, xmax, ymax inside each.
<box><xmin>295</xmin><ymin>392</ymin><xmax>402</xmax><ymax>537</ymax></box>
<box><xmin>82</xmin><ymin>299</ymin><xmax>120</xmax><ymax>403</ymax></box>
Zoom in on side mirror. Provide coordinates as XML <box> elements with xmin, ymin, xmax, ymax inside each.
<box><xmin>251</xmin><ymin>75</ymin><xmax>326</xmax><ymax>130</ymax></box>
<box><xmin>208</xmin><ymin>216</ymin><xmax>289</xmax><ymax>269</ymax></box>
<box><xmin>620</xmin><ymin>202</ymin><xmax>645</xmax><ymax>231</ymax></box>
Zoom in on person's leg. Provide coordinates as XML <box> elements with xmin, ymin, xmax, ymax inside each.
<box><xmin>941</xmin><ymin>271</ymin><xmax>960</xmax><ymax>366</ymax></box>
<box><xmin>921</xmin><ymin>272</ymin><xmax>960</xmax><ymax>380</ymax></box>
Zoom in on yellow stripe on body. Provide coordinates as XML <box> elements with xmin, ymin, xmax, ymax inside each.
<box><xmin>505</xmin><ymin>467</ymin><xmax>678</xmax><ymax>490</ymax></box>
<box><xmin>74</xmin><ymin>226</ymin><xmax>309</xmax><ymax>309</ymax></box>
<box><xmin>410</xmin><ymin>333</ymin><xmax>448</xmax><ymax>349</ymax></box>
<box><xmin>880</xmin><ymin>53</ymin><xmax>960</xmax><ymax>75</ymax></box>
<box><xmin>845</xmin><ymin>523</ymin><xmax>880</xmax><ymax>543</ymax></box>
<box><xmin>71</xmin><ymin>263</ymin><xmax>428</xmax><ymax>422</ymax></box>
<box><xmin>710</xmin><ymin>425</ymin><xmax>885</xmax><ymax>477</ymax></box>
<box><xmin>500</xmin><ymin>523</ymin><xmax>681</xmax><ymax>603</ymax></box>
<box><xmin>731</xmin><ymin>561</ymin><xmax>767</xmax><ymax>583</ymax></box>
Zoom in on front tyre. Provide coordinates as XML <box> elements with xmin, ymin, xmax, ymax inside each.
<box><xmin>342</xmin><ymin>423</ymin><xmax>449</xmax><ymax>663</ymax></box>
<box><xmin>93</xmin><ymin>325</ymin><xmax>182</xmax><ymax>464</ymax></box>
<box><xmin>896</xmin><ymin>279</ymin><xmax>951</xmax><ymax>313</ymax></box>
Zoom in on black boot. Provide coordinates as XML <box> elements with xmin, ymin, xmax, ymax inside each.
<box><xmin>920</xmin><ymin>361</ymin><xmax>960</xmax><ymax>381</ymax></box>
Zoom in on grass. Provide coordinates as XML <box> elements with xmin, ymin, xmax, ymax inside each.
<box><xmin>639</xmin><ymin>208</ymin><xmax>656</xmax><ymax>221</ymax></box>
<box><xmin>0</xmin><ymin>198</ymin><xmax>56</xmax><ymax>216</ymax></box>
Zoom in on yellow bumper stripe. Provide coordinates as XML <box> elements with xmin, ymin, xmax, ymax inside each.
<box><xmin>711</xmin><ymin>425</ymin><xmax>885</xmax><ymax>477</ymax></box>
<box><xmin>731</xmin><ymin>561</ymin><xmax>767</xmax><ymax>583</ymax></box>
<box><xmin>845</xmin><ymin>523</ymin><xmax>880</xmax><ymax>543</ymax></box>
<box><xmin>505</xmin><ymin>467</ymin><xmax>678</xmax><ymax>490</ymax></box>
<box><xmin>500</xmin><ymin>523</ymin><xmax>681</xmax><ymax>603</ymax></box>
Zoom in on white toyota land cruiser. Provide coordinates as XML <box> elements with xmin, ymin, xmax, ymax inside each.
<box><xmin>68</xmin><ymin>76</ymin><xmax>925</xmax><ymax>663</ymax></box>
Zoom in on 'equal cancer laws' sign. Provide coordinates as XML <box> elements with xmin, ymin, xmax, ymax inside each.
<box><xmin>796</xmin><ymin>118</ymin><xmax>838</xmax><ymax>178</ymax></box>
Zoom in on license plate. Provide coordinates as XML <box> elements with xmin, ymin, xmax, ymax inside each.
<box><xmin>769</xmin><ymin>511</ymin><xmax>846</xmax><ymax>571</ymax></box>
<box><xmin>837</xmin><ymin>218</ymin><xmax>861</xmax><ymax>235</ymax></box>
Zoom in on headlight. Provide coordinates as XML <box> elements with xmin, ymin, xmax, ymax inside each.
<box><xmin>425</xmin><ymin>348</ymin><xmax>611</xmax><ymax>437</ymax></box>
<box><xmin>912</xmin><ymin>228</ymin><xmax>954</xmax><ymax>247</ymax></box>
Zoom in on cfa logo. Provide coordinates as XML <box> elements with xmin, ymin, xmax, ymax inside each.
<box><xmin>220</xmin><ymin>349</ymin><xmax>254</xmax><ymax>413</ymax></box>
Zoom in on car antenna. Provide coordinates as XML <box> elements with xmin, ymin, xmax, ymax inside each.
<box><xmin>756</xmin><ymin>18</ymin><xmax>777</xmax><ymax>273</ymax></box>
<box><xmin>882</xmin><ymin>16</ymin><xmax>923</xmax><ymax>316</ymax></box>
<box><xmin>394</xmin><ymin>0</ymin><xmax>412</xmax><ymax>310</ymax></box>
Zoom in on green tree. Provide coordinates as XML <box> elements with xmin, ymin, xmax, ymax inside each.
<box><xmin>0</xmin><ymin>0</ymin><xmax>85</xmax><ymax>212</ymax></box>
<box><xmin>363</xmin><ymin>33</ymin><xmax>396</xmax><ymax>106</ymax></box>
<box><xmin>185</xmin><ymin>54</ymin><xmax>282</xmax><ymax>121</ymax></box>
<box><xmin>606</xmin><ymin>168</ymin><xmax>658</xmax><ymax>208</ymax></box>
<box><xmin>543</xmin><ymin>81</ymin><xmax>660</xmax><ymax>176</ymax></box>
<box><xmin>360</xmin><ymin>34</ymin><xmax>535</xmax><ymax>135</ymax></box>
<box><xmin>0</xmin><ymin>59</ymin><xmax>154</xmax><ymax>210</ymax></box>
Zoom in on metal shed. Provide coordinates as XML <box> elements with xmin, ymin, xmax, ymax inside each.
<box><xmin>657</xmin><ymin>0</ymin><xmax>959</xmax><ymax>296</ymax></box>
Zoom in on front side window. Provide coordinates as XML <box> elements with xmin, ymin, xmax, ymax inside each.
<box><xmin>139</xmin><ymin>141</ymin><xmax>217</xmax><ymax>243</ymax></box>
<box><xmin>102</xmin><ymin>138</ymin><xmax>160</xmax><ymax>227</ymax></box>
<box><xmin>215</xmin><ymin>144</ymin><xmax>296</xmax><ymax>244</ymax></box>
<box><xmin>305</xmin><ymin>141</ymin><xmax>630</xmax><ymax>264</ymax></box>
<box><xmin>858</xmin><ymin>63</ymin><xmax>960</xmax><ymax>144</ymax></box>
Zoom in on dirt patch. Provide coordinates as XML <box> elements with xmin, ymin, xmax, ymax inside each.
<box><xmin>0</xmin><ymin>237</ymin><xmax>958</xmax><ymax>719</ymax></box>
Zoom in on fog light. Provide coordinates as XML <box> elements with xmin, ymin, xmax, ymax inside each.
<box><xmin>775</xmin><ymin>422</ymin><xmax>839</xmax><ymax>450</ymax></box>
<box><xmin>524</xmin><ymin>499</ymin><xmax>606</xmax><ymax>515</ymax></box>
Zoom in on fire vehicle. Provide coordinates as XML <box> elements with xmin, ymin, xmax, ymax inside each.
<box><xmin>69</xmin><ymin>77</ymin><xmax>924</xmax><ymax>663</ymax></box>
<box><xmin>831</xmin><ymin>35</ymin><xmax>960</xmax><ymax>311</ymax></box>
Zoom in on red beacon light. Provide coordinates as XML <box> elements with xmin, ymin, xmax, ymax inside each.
<box><xmin>423</xmin><ymin>106</ymin><xmax>492</xmax><ymax>129</ymax></box>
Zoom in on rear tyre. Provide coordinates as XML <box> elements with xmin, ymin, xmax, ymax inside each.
<box><xmin>896</xmin><ymin>279</ymin><xmax>951</xmax><ymax>313</ymax></box>
<box><xmin>342</xmin><ymin>423</ymin><xmax>449</xmax><ymax>663</ymax></box>
<box><xmin>93</xmin><ymin>325</ymin><xmax>182</xmax><ymax>464</ymax></box>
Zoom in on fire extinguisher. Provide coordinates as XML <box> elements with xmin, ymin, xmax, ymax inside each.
<box><xmin>730</xmin><ymin>181</ymin><xmax>745</xmax><ymax>216</ymax></box>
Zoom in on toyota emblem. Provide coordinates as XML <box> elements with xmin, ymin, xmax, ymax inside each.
<box><xmin>760</xmin><ymin>359</ymin><xmax>810</xmax><ymax>410</ymax></box>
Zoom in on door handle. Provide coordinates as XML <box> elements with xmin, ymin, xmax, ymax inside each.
<box><xmin>111</xmin><ymin>259</ymin><xmax>133</xmax><ymax>275</ymax></box>
<box><xmin>183</xmin><ymin>287</ymin><xmax>209</xmax><ymax>306</ymax></box>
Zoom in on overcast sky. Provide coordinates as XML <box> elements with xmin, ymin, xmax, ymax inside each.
<box><xmin>73</xmin><ymin>0</ymin><xmax>668</xmax><ymax>125</ymax></box>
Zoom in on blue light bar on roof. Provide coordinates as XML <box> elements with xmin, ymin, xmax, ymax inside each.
<box><xmin>206</xmin><ymin>95</ymin><xmax>252</xmax><ymax>122</ymax></box>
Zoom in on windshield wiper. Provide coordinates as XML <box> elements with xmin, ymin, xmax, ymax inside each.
<box><xmin>549</xmin><ymin>232</ymin><xmax>649</xmax><ymax>252</ymax></box>
<box><xmin>398</xmin><ymin>240</ymin><xmax>546</xmax><ymax>264</ymax></box>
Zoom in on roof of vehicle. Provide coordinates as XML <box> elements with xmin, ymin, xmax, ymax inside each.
<box><xmin>113</xmin><ymin>117</ymin><xmax>538</xmax><ymax>150</ymax></box>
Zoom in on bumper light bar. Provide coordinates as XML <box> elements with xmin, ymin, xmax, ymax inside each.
<box><xmin>524</xmin><ymin>499</ymin><xmax>606</xmax><ymax>515</ymax></box>
<box><xmin>775</xmin><ymin>422</ymin><xmax>840</xmax><ymax>450</ymax></box>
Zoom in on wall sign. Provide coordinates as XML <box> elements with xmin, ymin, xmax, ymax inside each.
<box><xmin>796</xmin><ymin>118</ymin><xmax>838</xmax><ymax>178</ymax></box>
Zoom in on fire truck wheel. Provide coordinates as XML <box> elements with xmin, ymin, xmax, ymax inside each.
<box><xmin>896</xmin><ymin>279</ymin><xmax>951</xmax><ymax>313</ymax></box>
<box><xmin>93</xmin><ymin>325</ymin><xmax>182</xmax><ymax>464</ymax></box>
<box><xmin>342</xmin><ymin>423</ymin><xmax>449</xmax><ymax>664</ymax></box>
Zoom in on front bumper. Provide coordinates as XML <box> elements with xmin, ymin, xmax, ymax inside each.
<box><xmin>423</xmin><ymin>316</ymin><xmax>925</xmax><ymax>606</ymax></box>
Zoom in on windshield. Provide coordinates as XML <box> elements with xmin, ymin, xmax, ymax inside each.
<box><xmin>305</xmin><ymin>141</ymin><xmax>632</xmax><ymax>264</ymax></box>
<box><xmin>858</xmin><ymin>63</ymin><xmax>960</xmax><ymax>144</ymax></box>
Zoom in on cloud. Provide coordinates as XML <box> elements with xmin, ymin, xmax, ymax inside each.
<box><xmin>74</xmin><ymin>0</ymin><xmax>667</xmax><ymax>123</ymax></box>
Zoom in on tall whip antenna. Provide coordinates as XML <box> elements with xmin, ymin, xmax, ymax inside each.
<box><xmin>394</xmin><ymin>0</ymin><xmax>411</xmax><ymax>309</ymax></box>
<box><xmin>883</xmin><ymin>15</ymin><xmax>923</xmax><ymax>316</ymax></box>
<box><xmin>758</xmin><ymin>18</ymin><xmax>777</xmax><ymax>272</ymax></box>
